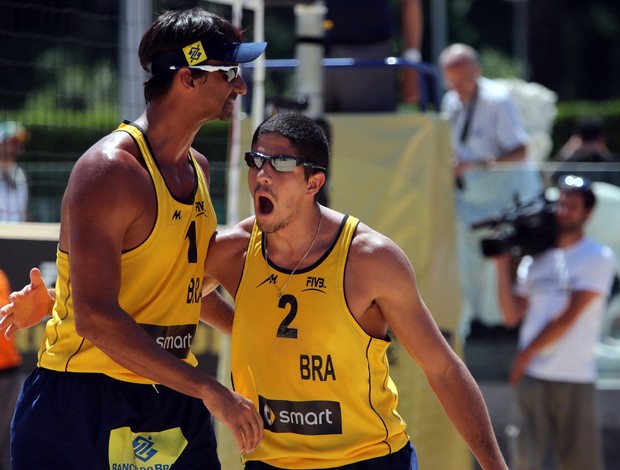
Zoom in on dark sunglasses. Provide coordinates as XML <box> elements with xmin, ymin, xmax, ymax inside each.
<box><xmin>558</xmin><ymin>174</ymin><xmax>592</xmax><ymax>191</ymax></box>
<box><xmin>169</xmin><ymin>64</ymin><xmax>240</xmax><ymax>83</ymax></box>
<box><xmin>244</xmin><ymin>151</ymin><xmax>327</xmax><ymax>173</ymax></box>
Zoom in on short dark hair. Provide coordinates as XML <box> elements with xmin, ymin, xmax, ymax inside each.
<box><xmin>138</xmin><ymin>8</ymin><xmax>241</xmax><ymax>103</ymax></box>
<box><xmin>575</xmin><ymin>116</ymin><xmax>605</xmax><ymax>143</ymax></box>
<box><xmin>557</xmin><ymin>174</ymin><xmax>596</xmax><ymax>209</ymax></box>
<box><xmin>251</xmin><ymin>113</ymin><xmax>330</xmax><ymax>178</ymax></box>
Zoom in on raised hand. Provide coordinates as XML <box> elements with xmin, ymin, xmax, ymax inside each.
<box><xmin>0</xmin><ymin>268</ymin><xmax>53</xmax><ymax>339</ymax></box>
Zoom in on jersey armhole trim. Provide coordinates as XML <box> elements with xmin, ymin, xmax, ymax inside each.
<box><xmin>113</xmin><ymin>124</ymin><xmax>160</xmax><ymax>255</ymax></box>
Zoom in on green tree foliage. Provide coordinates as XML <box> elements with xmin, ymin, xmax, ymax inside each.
<box><xmin>440</xmin><ymin>0</ymin><xmax>620</xmax><ymax>100</ymax></box>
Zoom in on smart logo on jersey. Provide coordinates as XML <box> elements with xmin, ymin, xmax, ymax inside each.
<box><xmin>303</xmin><ymin>276</ymin><xmax>327</xmax><ymax>294</ymax></box>
<box><xmin>257</xmin><ymin>273</ymin><xmax>278</xmax><ymax>288</ymax></box>
<box><xmin>140</xmin><ymin>323</ymin><xmax>196</xmax><ymax>359</ymax></box>
<box><xmin>258</xmin><ymin>395</ymin><xmax>342</xmax><ymax>435</ymax></box>
<box><xmin>133</xmin><ymin>435</ymin><xmax>158</xmax><ymax>462</ymax></box>
<box><xmin>182</xmin><ymin>40</ymin><xmax>206</xmax><ymax>66</ymax></box>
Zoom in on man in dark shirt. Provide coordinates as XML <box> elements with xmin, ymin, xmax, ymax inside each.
<box><xmin>323</xmin><ymin>0</ymin><xmax>422</xmax><ymax>112</ymax></box>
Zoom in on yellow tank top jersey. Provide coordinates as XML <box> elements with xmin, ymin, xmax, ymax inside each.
<box><xmin>232</xmin><ymin>215</ymin><xmax>409</xmax><ymax>468</ymax></box>
<box><xmin>38</xmin><ymin>122</ymin><xmax>216</xmax><ymax>384</ymax></box>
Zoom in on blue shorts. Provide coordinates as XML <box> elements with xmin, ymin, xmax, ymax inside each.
<box><xmin>11</xmin><ymin>368</ymin><xmax>220</xmax><ymax>469</ymax></box>
<box><xmin>245</xmin><ymin>442</ymin><xmax>417</xmax><ymax>470</ymax></box>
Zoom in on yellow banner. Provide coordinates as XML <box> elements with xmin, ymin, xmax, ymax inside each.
<box><xmin>328</xmin><ymin>113</ymin><xmax>469</xmax><ymax>470</ymax></box>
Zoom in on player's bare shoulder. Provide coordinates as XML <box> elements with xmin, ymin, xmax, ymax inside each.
<box><xmin>206</xmin><ymin>218</ymin><xmax>255</xmax><ymax>268</ymax></box>
<box><xmin>58</xmin><ymin>130</ymin><xmax>157</xmax><ymax>250</ymax></box>
<box><xmin>347</xmin><ymin>220</ymin><xmax>415</xmax><ymax>289</ymax></box>
<box><xmin>211</xmin><ymin>217</ymin><xmax>254</xmax><ymax>251</ymax></box>
<box><xmin>349</xmin><ymin>222</ymin><xmax>406</xmax><ymax>264</ymax></box>
<box><xmin>68</xmin><ymin>130</ymin><xmax>151</xmax><ymax>196</ymax></box>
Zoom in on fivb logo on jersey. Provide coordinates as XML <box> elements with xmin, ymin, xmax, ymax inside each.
<box><xmin>256</xmin><ymin>275</ymin><xmax>328</xmax><ymax>294</ymax></box>
<box><xmin>169</xmin><ymin>200</ymin><xmax>208</xmax><ymax>223</ymax></box>
<box><xmin>259</xmin><ymin>395</ymin><xmax>342</xmax><ymax>435</ymax></box>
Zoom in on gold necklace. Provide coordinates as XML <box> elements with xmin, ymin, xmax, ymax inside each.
<box><xmin>264</xmin><ymin>207</ymin><xmax>323</xmax><ymax>299</ymax></box>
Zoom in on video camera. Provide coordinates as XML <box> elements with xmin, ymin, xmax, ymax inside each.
<box><xmin>471</xmin><ymin>195</ymin><xmax>559</xmax><ymax>258</ymax></box>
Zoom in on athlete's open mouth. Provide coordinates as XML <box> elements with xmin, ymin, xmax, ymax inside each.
<box><xmin>259</xmin><ymin>196</ymin><xmax>274</xmax><ymax>215</ymax></box>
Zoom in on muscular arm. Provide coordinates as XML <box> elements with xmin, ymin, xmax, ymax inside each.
<box><xmin>348</xmin><ymin>229</ymin><xmax>507</xmax><ymax>470</ymax></box>
<box><xmin>200</xmin><ymin>288</ymin><xmax>234</xmax><ymax>335</ymax></box>
<box><xmin>204</xmin><ymin>219</ymin><xmax>253</xmax><ymax>297</ymax></box>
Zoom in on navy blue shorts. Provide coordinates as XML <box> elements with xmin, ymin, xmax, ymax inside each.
<box><xmin>11</xmin><ymin>368</ymin><xmax>220</xmax><ymax>469</ymax></box>
<box><xmin>245</xmin><ymin>442</ymin><xmax>418</xmax><ymax>470</ymax></box>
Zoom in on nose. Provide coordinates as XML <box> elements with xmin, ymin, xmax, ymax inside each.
<box><xmin>248</xmin><ymin>161</ymin><xmax>273</xmax><ymax>192</ymax></box>
<box><xmin>256</xmin><ymin>160</ymin><xmax>275</xmax><ymax>182</ymax></box>
<box><xmin>234</xmin><ymin>74</ymin><xmax>248</xmax><ymax>95</ymax></box>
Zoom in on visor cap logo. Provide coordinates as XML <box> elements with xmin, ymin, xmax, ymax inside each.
<box><xmin>183</xmin><ymin>41</ymin><xmax>207</xmax><ymax>65</ymax></box>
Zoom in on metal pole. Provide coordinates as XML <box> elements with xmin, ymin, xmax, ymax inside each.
<box><xmin>294</xmin><ymin>1</ymin><xmax>326</xmax><ymax>119</ymax></box>
<box><xmin>251</xmin><ymin>0</ymin><xmax>266</xmax><ymax>133</ymax></box>
<box><xmin>225</xmin><ymin>0</ymin><xmax>265</xmax><ymax>226</ymax></box>
<box><xmin>119</xmin><ymin>0</ymin><xmax>151</xmax><ymax>121</ymax></box>
<box><xmin>513</xmin><ymin>0</ymin><xmax>529</xmax><ymax>79</ymax></box>
<box><xmin>227</xmin><ymin>0</ymin><xmax>244</xmax><ymax>227</ymax></box>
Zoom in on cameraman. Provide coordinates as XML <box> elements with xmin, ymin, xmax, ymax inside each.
<box><xmin>493</xmin><ymin>175</ymin><xmax>616</xmax><ymax>470</ymax></box>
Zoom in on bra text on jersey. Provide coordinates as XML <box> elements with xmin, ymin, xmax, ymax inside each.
<box><xmin>300</xmin><ymin>354</ymin><xmax>336</xmax><ymax>381</ymax></box>
<box><xmin>186</xmin><ymin>277</ymin><xmax>202</xmax><ymax>304</ymax></box>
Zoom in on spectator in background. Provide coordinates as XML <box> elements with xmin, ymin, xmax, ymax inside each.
<box><xmin>0</xmin><ymin>269</ymin><xmax>22</xmax><ymax>470</ymax></box>
<box><xmin>493</xmin><ymin>175</ymin><xmax>615</xmax><ymax>470</ymax></box>
<box><xmin>0</xmin><ymin>122</ymin><xmax>29</xmax><ymax>222</ymax></box>
<box><xmin>552</xmin><ymin>116</ymin><xmax>620</xmax><ymax>187</ymax></box>
<box><xmin>323</xmin><ymin>0</ymin><xmax>423</xmax><ymax>112</ymax></box>
<box><xmin>439</xmin><ymin>43</ymin><xmax>544</xmax><ymax>337</ymax></box>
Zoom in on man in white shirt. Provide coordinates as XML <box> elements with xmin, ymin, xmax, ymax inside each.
<box><xmin>0</xmin><ymin>122</ymin><xmax>29</xmax><ymax>222</ymax></box>
<box><xmin>493</xmin><ymin>175</ymin><xmax>616</xmax><ymax>470</ymax></box>
<box><xmin>440</xmin><ymin>43</ymin><xmax>544</xmax><ymax>335</ymax></box>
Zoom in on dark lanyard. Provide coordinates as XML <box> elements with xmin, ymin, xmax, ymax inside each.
<box><xmin>459</xmin><ymin>86</ymin><xmax>479</xmax><ymax>144</ymax></box>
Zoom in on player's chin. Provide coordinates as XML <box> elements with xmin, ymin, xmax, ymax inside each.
<box><xmin>220</xmin><ymin>102</ymin><xmax>236</xmax><ymax>120</ymax></box>
<box><xmin>219</xmin><ymin>109</ymin><xmax>233</xmax><ymax>121</ymax></box>
<box><xmin>255</xmin><ymin>206</ymin><xmax>279</xmax><ymax>233</ymax></box>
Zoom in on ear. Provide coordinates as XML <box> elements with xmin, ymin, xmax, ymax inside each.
<box><xmin>176</xmin><ymin>68</ymin><xmax>195</xmax><ymax>90</ymax></box>
<box><xmin>307</xmin><ymin>172</ymin><xmax>326</xmax><ymax>197</ymax></box>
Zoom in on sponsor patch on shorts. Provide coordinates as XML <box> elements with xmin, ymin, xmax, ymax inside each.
<box><xmin>108</xmin><ymin>426</ymin><xmax>187</xmax><ymax>469</ymax></box>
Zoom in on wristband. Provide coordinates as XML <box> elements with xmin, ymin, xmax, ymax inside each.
<box><xmin>402</xmin><ymin>48</ymin><xmax>421</xmax><ymax>63</ymax></box>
